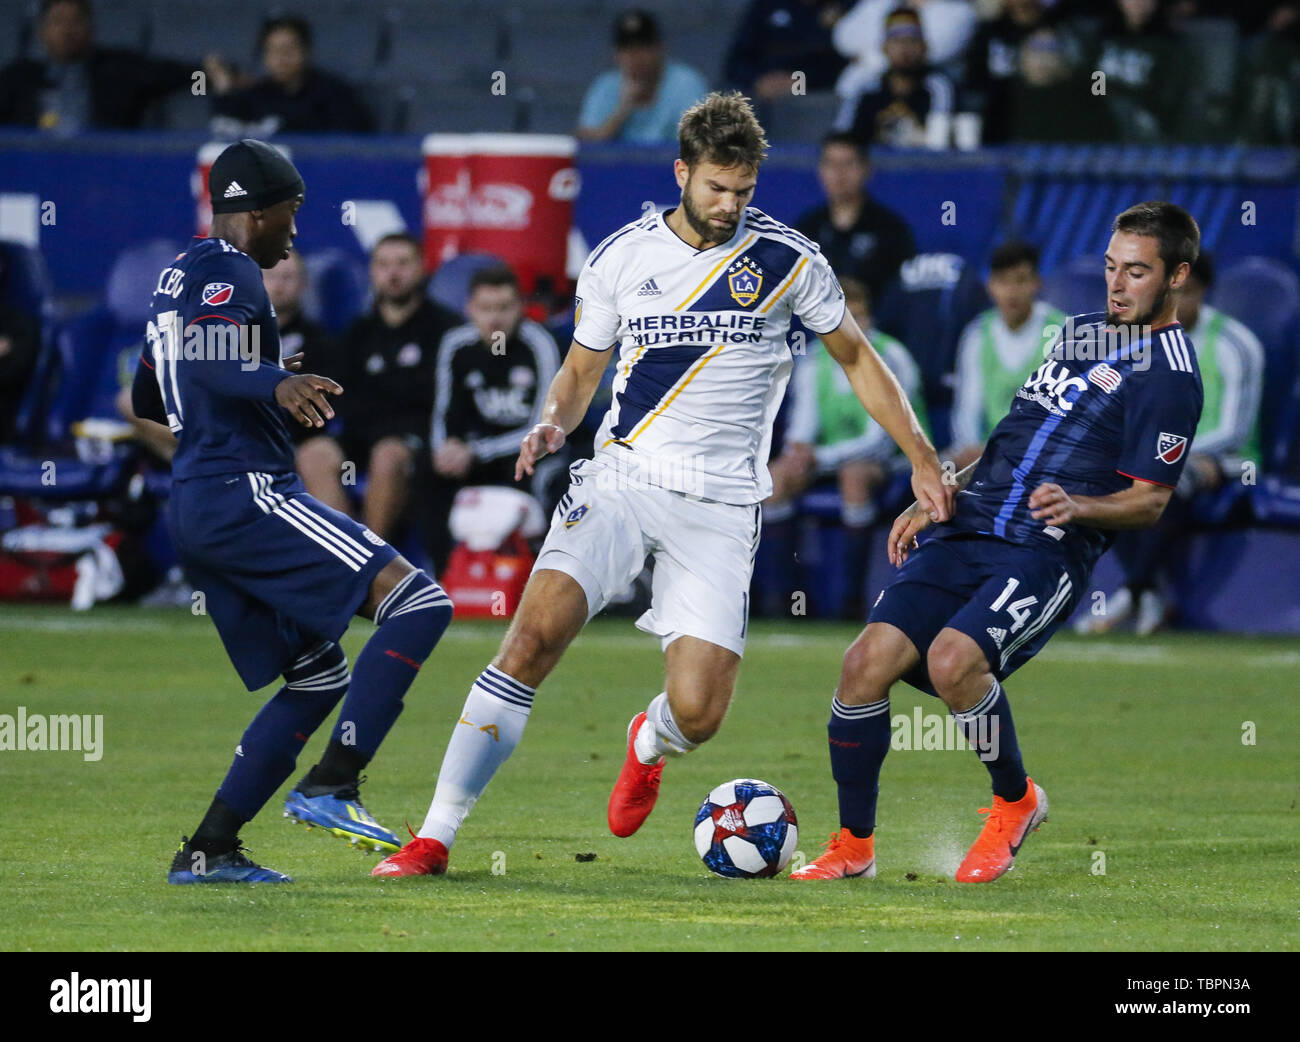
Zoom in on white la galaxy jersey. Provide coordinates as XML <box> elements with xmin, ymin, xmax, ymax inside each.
<box><xmin>574</xmin><ymin>205</ymin><xmax>846</xmax><ymax>504</ymax></box>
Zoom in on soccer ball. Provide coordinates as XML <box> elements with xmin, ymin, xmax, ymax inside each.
<box><xmin>693</xmin><ymin>778</ymin><xmax>798</xmax><ymax>878</ymax></box>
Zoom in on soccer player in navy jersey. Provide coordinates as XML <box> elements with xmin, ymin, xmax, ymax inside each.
<box><xmin>794</xmin><ymin>201</ymin><xmax>1205</xmax><ymax>883</ymax></box>
<box><xmin>131</xmin><ymin>140</ymin><xmax>453</xmax><ymax>883</ymax></box>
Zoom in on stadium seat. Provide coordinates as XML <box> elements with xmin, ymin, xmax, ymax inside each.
<box><xmin>1211</xmin><ymin>256</ymin><xmax>1300</xmax><ymax>474</ymax></box>
<box><xmin>89</xmin><ymin>0</ymin><xmax>151</xmax><ymax>53</ymax></box>
<box><xmin>105</xmin><ymin>239</ymin><xmax>182</xmax><ymax>331</ymax></box>
<box><xmin>301</xmin><ymin>249</ymin><xmax>369</xmax><ymax>336</ymax></box>
<box><xmin>759</xmin><ymin>93</ymin><xmax>842</xmax><ymax>146</ymax></box>
<box><xmin>375</xmin><ymin>4</ymin><xmax>503</xmax><ymax>86</ymax></box>
<box><xmin>403</xmin><ymin>83</ymin><xmax>521</xmax><ymax>134</ymax></box>
<box><xmin>428</xmin><ymin>252</ymin><xmax>507</xmax><ymax>316</ymax></box>
<box><xmin>0</xmin><ymin>239</ymin><xmax>53</xmax><ymax>323</ymax></box>
<box><xmin>147</xmin><ymin>1</ymin><xmax>262</xmax><ymax>65</ymax></box>
<box><xmin>1</xmin><ymin>3</ymin><xmax>32</xmax><ymax>62</ymax></box>
<box><xmin>306</xmin><ymin>1</ymin><xmax>382</xmax><ymax>83</ymax></box>
<box><xmin>874</xmin><ymin>252</ymin><xmax>989</xmax><ymax>448</ymax></box>
<box><xmin>1039</xmin><ymin>254</ymin><xmax>1107</xmax><ymax>319</ymax></box>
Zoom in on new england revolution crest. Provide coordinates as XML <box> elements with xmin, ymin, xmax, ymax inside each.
<box><xmin>727</xmin><ymin>256</ymin><xmax>763</xmax><ymax>307</ymax></box>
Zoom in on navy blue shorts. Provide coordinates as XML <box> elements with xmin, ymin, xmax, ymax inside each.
<box><xmin>167</xmin><ymin>471</ymin><xmax>399</xmax><ymax>691</ymax></box>
<box><xmin>868</xmin><ymin>532</ymin><xmax>1088</xmax><ymax>696</ymax></box>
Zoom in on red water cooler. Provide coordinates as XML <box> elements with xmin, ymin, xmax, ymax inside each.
<box><xmin>421</xmin><ymin>133</ymin><xmax>578</xmax><ymax>304</ymax></box>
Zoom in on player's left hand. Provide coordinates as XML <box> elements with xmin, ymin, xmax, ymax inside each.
<box><xmin>887</xmin><ymin>501</ymin><xmax>930</xmax><ymax>567</ymax></box>
<box><xmin>1029</xmin><ymin>482</ymin><xmax>1079</xmax><ymax>526</ymax></box>
<box><xmin>910</xmin><ymin>458</ymin><xmax>953</xmax><ymax>524</ymax></box>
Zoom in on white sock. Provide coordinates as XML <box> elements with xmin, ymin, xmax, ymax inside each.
<box><xmin>634</xmin><ymin>691</ymin><xmax>698</xmax><ymax>764</ymax></box>
<box><xmin>418</xmin><ymin>665</ymin><xmax>534</xmax><ymax>848</ymax></box>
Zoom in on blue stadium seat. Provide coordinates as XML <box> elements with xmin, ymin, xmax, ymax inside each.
<box><xmin>301</xmin><ymin>249</ymin><xmax>369</xmax><ymax>336</ymax></box>
<box><xmin>428</xmin><ymin>252</ymin><xmax>507</xmax><ymax>316</ymax></box>
<box><xmin>147</xmin><ymin>1</ymin><xmax>262</xmax><ymax>65</ymax></box>
<box><xmin>376</xmin><ymin>5</ymin><xmax>502</xmax><ymax>86</ymax></box>
<box><xmin>106</xmin><ymin>239</ymin><xmax>182</xmax><ymax>330</ymax></box>
<box><xmin>1210</xmin><ymin>256</ymin><xmax>1300</xmax><ymax>474</ymax></box>
<box><xmin>874</xmin><ymin>252</ymin><xmax>989</xmax><ymax>448</ymax></box>
<box><xmin>760</xmin><ymin>93</ymin><xmax>842</xmax><ymax>146</ymax></box>
<box><xmin>0</xmin><ymin>239</ymin><xmax>53</xmax><ymax>322</ymax></box>
<box><xmin>1040</xmin><ymin>254</ymin><xmax>1107</xmax><ymax>320</ymax></box>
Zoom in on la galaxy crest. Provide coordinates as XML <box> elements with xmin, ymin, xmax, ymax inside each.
<box><xmin>564</xmin><ymin>503</ymin><xmax>590</xmax><ymax>529</ymax></box>
<box><xmin>727</xmin><ymin>256</ymin><xmax>763</xmax><ymax>308</ymax></box>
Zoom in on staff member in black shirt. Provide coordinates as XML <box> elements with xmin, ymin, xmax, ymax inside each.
<box><xmin>428</xmin><ymin>265</ymin><xmax>561</xmax><ymax>560</ymax></box>
<box><xmin>794</xmin><ymin>132</ymin><xmax>915</xmax><ymax>303</ymax></box>
<box><xmin>304</xmin><ymin>232</ymin><xmax>460</xmax><ymax>543</ymax></box>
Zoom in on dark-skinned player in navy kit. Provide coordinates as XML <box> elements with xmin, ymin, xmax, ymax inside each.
<box><xmin>131</xmin><ymin>140</ymin><xmax>453</xmax><ymax>883</ymax></box>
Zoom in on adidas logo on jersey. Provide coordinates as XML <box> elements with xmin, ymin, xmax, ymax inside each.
<box><xmin>986</xmin><ymin>626</ymin><xmax>1007</xmax><ymax>649</ymax></box>
<box><xmin>223</xmin><ymin>180</ymin><xmax>248</xmax><ymax>199</ymax></box>
<box><xmin>636</xmin><ymin>278</ymin><xmax>662</xmax><ymax>297</ymax></box>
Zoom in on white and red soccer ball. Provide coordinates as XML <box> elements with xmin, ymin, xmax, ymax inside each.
<box><xmin>694</xmin><ymin>779</ymin><xmax>798</xmax><ymax>878</ymax></box>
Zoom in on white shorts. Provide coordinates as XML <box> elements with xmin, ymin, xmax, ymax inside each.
<box><xmin>533</xmin><ymin>457</ymin><xmax>762</xmax><ymax>656</ymax></box>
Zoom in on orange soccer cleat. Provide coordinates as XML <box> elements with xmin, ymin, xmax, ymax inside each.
<box><xmin>371</xmin><ymin>830</ymin><xmax>449</xmax><ymax>878</ymax></box>
<box><xmin>607</xmin><ymin>712</ymin><xmax>665</xmax><ymax>837</ymax></box>
<box><xmin>954</xmin><ymin>777</ymin><xmax>1048</xmax><ymax>883</ymax></box>
<box><xmin>790</xmin><ymin>828</ymin><xmax>876</xmax><ymax>880</ymax></box>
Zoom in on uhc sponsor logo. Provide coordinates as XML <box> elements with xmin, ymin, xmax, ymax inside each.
<box><xmin>1156</xmin><ymin>432</ymin><xmax>1188</xmax><ymax>464</ymax></box>
<box><xmin>201</xmin><ymin>282</ymin><xmax>234</xmax><ymax>306</ymax></box>
<box><xmin>1086</xmin><ymin>362</ymin><xmax>1123</xmax><ymax>393</ymax></box>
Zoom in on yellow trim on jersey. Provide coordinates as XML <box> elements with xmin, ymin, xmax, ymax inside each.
<box><xmin>673</xmin><ymin>234</ymin><xmax>758</xmax><ymax>311</ymax></box>
<box><xmin>625</xmin><ymin>341</ymin><xmax>729</xmax><ymax>444</ymax></box>
<box><xmin>758</xmin><ymin>255</ymin><xmax>808</xmax><ymax>314</ymax></box>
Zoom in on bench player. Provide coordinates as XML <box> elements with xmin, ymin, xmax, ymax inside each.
<box><xmin>793</xmin><ymin>202</ymin><xmax>1204</xmax><ymax>883</ymax></box>
<box><xmin>131</xmin><ymin>140</ymin><xmax>453</xmax><ymax>883</ymax></box>
<box><xmin>373</xmin><ymin>92</ymin><xmax>951</xmax><ymax>878</ymax></box>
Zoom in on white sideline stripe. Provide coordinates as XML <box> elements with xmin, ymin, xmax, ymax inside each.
<box><xmin>278</xmin><ymin>500</ymin><xmax>372</xmax><ymax>567</ymax></box>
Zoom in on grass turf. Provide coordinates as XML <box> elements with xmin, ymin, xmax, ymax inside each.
<box><xmin>0</xmin><ymin>604</ymin><xmax>1295</xmax><ymax>952</ymax></box>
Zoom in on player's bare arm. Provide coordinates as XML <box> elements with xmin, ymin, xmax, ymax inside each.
<box><xmin>515</xmin><ymin>339</ymin><xmax>611</xmax><ymax>480</ymax></box>
<box><xmin>888</xmin><ymin>461</ymin><xmax>979</xmax><ymax>566</ymax></box>
<box><xmin>820</xmin><ymin>309</ymin><xmax>953</xmax><ymax>523</ymax></box>
<box><xmin>1028</xmin><ymin>478</ymin><xmax>1173</xmax><ymax>530</ymax></box>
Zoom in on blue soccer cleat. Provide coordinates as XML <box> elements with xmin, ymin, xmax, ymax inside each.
<box><xmin>283</xmin><ymin>780</ymin><xmax>401</xmax><ymax>854</ymax></box>
<box><xmin>168</xmin><ymin>837</ymin><xmax>292</xmax><ymax>884</ymax></box>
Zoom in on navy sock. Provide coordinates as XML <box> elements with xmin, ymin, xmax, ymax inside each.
<box><xmin>213</xmin><ymin>641</ymin><xmax>351</xmax><ymax>822</ymax></box>
<box><xmin>953</xmin><ymin>679</ymin><xmax>1028</xmax><ymax>801</ymax></box>
<box><xmin>828</xmin><ymin>695</ymin><xmax>892</xmax><ymax>835</ymax></box>
<box><xmin>321</xmin><ymin>570</ymin><xmax>452</xmax><ymax>775</ymax></box>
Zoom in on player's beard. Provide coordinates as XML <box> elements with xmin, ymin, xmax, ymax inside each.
<box><xmin>1108</xmin><ymin>282</ymin><xmax>1169</xmax><ymax>329</ymax></box>
<box><xmin>680</xmin><ymin>188</ymin><xmax>737</xmax><ymax>246</ymax></box>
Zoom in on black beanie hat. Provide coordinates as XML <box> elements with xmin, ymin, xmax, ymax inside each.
<box><xmin>209</xmin><ymin>139</ymin><xmax>305</xmax><ymax>215</ymax></box>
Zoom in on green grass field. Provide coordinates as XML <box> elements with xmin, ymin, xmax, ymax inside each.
<box><xmin>0</xmin><ymin>604</ymin><xmax>1295</xmax><ymax>952</ymax></box>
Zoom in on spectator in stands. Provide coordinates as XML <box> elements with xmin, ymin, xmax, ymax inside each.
<box><xmin>764</xmin><ymin>277</ymin><xmax>925</xmax><ymax>618</ymax></box>
<box><xmin>576</xmin><ymin>9</ymin><xmax>710</xmax><ymax>143</ymax></box>
<box><xmin>1239</xmin><ymin>3</ymin><xmax>1300</xmax><ymax>143</ymax></box>
<box><xmin>795</xmin><ymin>132</ymin><xmax>915</xmax><ymax>302</ymax></box>
<box><xmin>948</xmin><ymin>241</ymin><xmax>1065</xmax><ymax>469</ymax></box>
<box><xmin>297</xmin><ymin>233</ymin><xmax>460</xmax><ymax>543</ymax></box>
<box><xmin>964</xmin><ymin>0</ymin><xmax>1065</xmax><ymax>144</ymax></box>
<box><xmin>1078</xmin><ymin>252</ymin><xmax>1265</xmax><ymax>636</ymax></box>
<box><xmin>1089</xmin><ymin>0</ymin><xmax>1184</xmax><ymax>142</ymax></box>
<box><xmin>210</xmin><ymin>15</ymin><xmax>372</xmax><ymax>136</ymax></box>
<box><xmin>0</xmin><ymin>279</ymin><xmax>40</xmax><ymax>445</ymax></box>
<box><xmin>724</xmin><ymin>0</ymin><xmax>850</xmax><ymax>99</ymax></box>
<box><xmin>428</xmin><ymin>265</ymin><xmax>561</xmax><ymax>567</ymax></box>
<box><xmin>0</xmin><ymin>0</ymin><xmax>225</xmax><ymax>132</ymax></box>
<box><xmin>832</xmin><ymin>0</ymin><xmax>977</xmax><ymax>98</ymax></box>
<box><xmin>836</xmin><ymin>7</ymin><xmax>955</xmax><ymax>146</ymax></box>
<box><xmin>1007</xmin><ymin>26</ymin><xmax>1116</xmax><ymax>141</ymax></box>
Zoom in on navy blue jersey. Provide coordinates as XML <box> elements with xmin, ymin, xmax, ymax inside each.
<box><xmin>938</xmin><ymin>313</ymin><xmax>1204</xmax><ymax>571</ymax></box>
<box><xmin>137</xmin><ymin>236</ymin><xmax>294</xmax><ymax>480</ymax></box>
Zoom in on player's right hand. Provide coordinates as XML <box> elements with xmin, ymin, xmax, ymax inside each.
<box><xmin>274</xmin><ymin>373</ymin><xmax>342</xmax><ymax>428</ymax></box>
<box><xmin>887</xmin><ymin>501</ymin><xmax>932</xmax><ymax>567</ymax></box>
<box><xmin>516</xmin><ymin>423</ymin><xmax>566</xmax><ymax>481</ymax></box>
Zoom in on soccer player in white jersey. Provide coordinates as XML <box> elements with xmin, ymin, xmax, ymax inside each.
<box><xmin>374</xmin><ymin>92</ymin><xmax>952</xmax><ymax>877</ymax></box>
